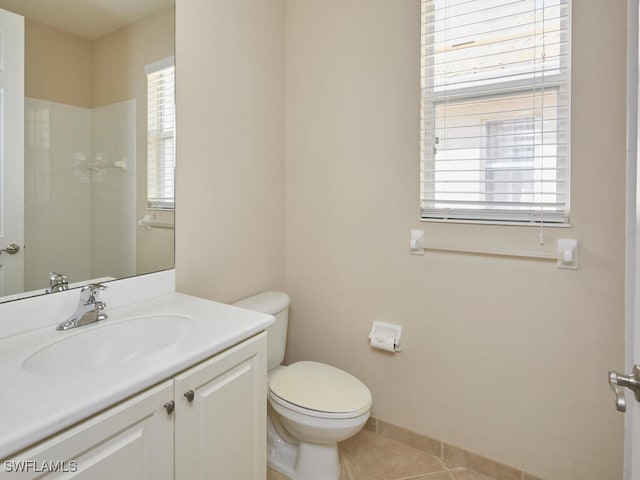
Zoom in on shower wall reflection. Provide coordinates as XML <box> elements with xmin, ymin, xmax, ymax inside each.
<box><xmin>24</xmin><ymin>98</ymin><xmax>136</xmax><ymax>291</ymax></box>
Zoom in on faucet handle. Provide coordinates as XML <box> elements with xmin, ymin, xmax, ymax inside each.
<box><xmin>80</xmin><ymin>283</ymin><xmax>108</xmax><ymax>302</ymax></box>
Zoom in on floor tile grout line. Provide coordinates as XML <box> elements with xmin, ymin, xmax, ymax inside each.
<box><xmin>396</xmin><ymin>471</ymin><xmax>455</xmax><ymax>480</ymax></box>
<box><xmin>433</xmin><ymin>455</ymin><xmax>453</xmax><ymax>475</ymax></box>
<box><xmin>339</xmin><ymin>453</ymin><xmax>354</xmax><ymax>480</ymax></box>
<box><xmin>394</xmin><ymin>464</ymin><xmax>451</xmax><ymax>480</ymax></box>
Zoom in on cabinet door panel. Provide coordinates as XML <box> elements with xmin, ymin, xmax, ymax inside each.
<box><xmin>175</xmin><ymin>333</ymin><xmax>267</xmax><ymax>480</ymax></box>
<box><xmin>1</xmin><ymin>381</ymin><xmax>174</xmax><ymax>480</ymax></box>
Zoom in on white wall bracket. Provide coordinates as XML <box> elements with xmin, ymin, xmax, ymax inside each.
<box><xmin>410</xmin><ymin>229</ymin><xmax>424</xmax><ymax>255</ymax></box>
<box><xmin>557</xmin><ymin>239</ymin><xmax>578</xmax><ymax>269</ymax></box>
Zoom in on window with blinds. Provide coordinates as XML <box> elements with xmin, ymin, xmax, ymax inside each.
<box><xmin>420</xmin><ymin>0</ymin><xmax>571</xmax><ymax>224</ymax></box>
<box><xmin>146</xmin><ymin>57</ymin><xmax>175</xmax><ymax>210</ymax></box>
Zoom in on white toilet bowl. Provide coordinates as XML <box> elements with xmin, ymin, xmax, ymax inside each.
<box><xmin>232</xmin><ymin>292</ymin><xmax>372</xmax><ymax>480</ymax></box>
<box><xmin>267</xmin><ymin>361</ymin><xmax>372</xmax><ymax>480</ymax></box>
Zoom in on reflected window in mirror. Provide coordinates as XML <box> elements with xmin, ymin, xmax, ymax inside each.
<box><xmin>146</xmin><ymin>57</ymin><xmax>175</xmax><ymax>211</ymax></box>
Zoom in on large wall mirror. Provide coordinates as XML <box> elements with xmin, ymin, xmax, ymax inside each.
<box><xmin>0</xmin><ymin>0</ymin><xmax>175</xmax><ymax>303</ymax></box>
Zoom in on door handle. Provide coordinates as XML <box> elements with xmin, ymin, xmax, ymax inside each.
<box><xmin>0</xmin><ymin>243</ymin><xmax>20</xmax><ymax>255</ymax></box>
<box><xmin>608</xmin><ymin>365</ymin><xmax>640</xmax><ymax>412</ymax></box>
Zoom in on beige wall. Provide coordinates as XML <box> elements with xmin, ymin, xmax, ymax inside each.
<box><xmin>284</xmin><ymin>1</ymin><xmax>625</xmax><ymax>480</ymax></box>
<box><xmin>25</xmin><ymin>20</ymin><xmax>92</xmax><ymax>107</ymax></box>
<box><xmin>92</xmin><ymin>7</ymin><xmax>175</xmax><ymax>276</ymax></box>
<box><xmin>175</xmin><ymin>0</ymin><xmax>626</xmax><ymax>478</ymax></box>
<box><xmin>175</xmin><ymin>0</ymin><xmax>285</xmax><ymax>302</ymax></box>
<box><xmin>92</xmin><ymin>7</ymin><xmax>174</xmax><ymax>107</ymax></box>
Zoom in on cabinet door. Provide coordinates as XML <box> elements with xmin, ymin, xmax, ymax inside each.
<box><xmin>1</xmin><ymin>381</ymin><xmax>174</xmax><ymax>480</ymax></box>
<box><xmin>174</xmin><ymin>333</ymin><xmax>267</xmax><ymax>480</ymax></box>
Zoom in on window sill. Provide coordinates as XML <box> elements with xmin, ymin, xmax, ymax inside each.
<box><xmin>415</xmin><ymin>218</ymin><xmax>575</xmax><ymax>262</ymax></box>
<box><xmin>419</xmin><ymin>218</ymin><xmax>571</xmax><ymax>228</ymax></box>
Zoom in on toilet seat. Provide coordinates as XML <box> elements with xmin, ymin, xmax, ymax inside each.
<box><xmin>269</xmin><ymin>361</ymin><xmax>372</xmax><ymax>419</ymax></box>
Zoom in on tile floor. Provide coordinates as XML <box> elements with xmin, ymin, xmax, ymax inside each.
<box><xmin>266</xmin><ymin>429</ymin><xmax>495</xmax><ymax>480</ymax></box>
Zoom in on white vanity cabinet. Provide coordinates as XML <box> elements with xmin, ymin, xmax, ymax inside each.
<box><xmin>0</xmin><ymin>380</ymin><xmax>175</xmax><ymax>480</ymax></box>
<box><xmin>1</xmin><ymin>333</ymin><xmax>267</xmax><ymax>480</ymax></box>
<box><xmin>174</xmin><ymin>330</ymin><xmax>267</xmax><ymax>479</ymax></box>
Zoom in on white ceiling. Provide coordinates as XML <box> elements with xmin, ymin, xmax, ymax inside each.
<box><xmin>0</xmin><ymin>0</ymin><xmax>174</xmax><ymax>40</ymax></box>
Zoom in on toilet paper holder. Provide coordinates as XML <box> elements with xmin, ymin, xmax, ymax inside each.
<box><xmin>368</xmin><ymin>321</ymin><xmax>402</xmax><ymax>353</ymax></box>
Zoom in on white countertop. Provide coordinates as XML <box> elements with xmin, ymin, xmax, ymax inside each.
<box><xmin>0</xmin><ymin>292</ymin><xmax>274</xmax><ymax>459</ymax></box>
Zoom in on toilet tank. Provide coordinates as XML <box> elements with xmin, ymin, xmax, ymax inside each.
<box><xmin>232</xmin><ymin>291</ymin><xmax>290</xmax><ymax>371</ymax></box>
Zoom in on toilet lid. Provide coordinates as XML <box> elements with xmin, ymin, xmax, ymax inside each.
<box><xmin>269</xmin><ymin>361</ymin><xmax>372</xmax><ymax>414</ymax></box>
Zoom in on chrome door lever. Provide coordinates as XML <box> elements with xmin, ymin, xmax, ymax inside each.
<box><xmin>0</xmin><ymin>243</ymin><xmax>20</xmax><ymax>255</ymax></box>
<box><xmin>608</xmin><ymin>365</ymin><xmax>640</xmax><ymax>412</ymax></box>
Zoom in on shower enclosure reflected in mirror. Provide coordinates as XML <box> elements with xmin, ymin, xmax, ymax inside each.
<box><xmin>0</xmin><ymin>0</ymin><xmax>175</xmax><ymax>302</ymax></box>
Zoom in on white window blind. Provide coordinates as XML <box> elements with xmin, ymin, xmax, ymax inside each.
<box><xmin>146</xmin><ymin>57</ymin><xmax>175</xmax><ymax>210</ymax></box>
<box><xmin>420</xmin><ymin>0</ymin><xmax>571</xmax><ymax>223</ymax></box>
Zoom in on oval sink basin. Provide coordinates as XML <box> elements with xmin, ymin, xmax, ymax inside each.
<box><xmin>23</xmin><ymin>315</ymin><xmax>193</xmax><ymax>376</ymax></box>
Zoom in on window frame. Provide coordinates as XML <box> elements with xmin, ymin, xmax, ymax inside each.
<box><xmin>420</xmin><ymin>0</ymin><xmax>571</xmax><ymax>226</ymax></box>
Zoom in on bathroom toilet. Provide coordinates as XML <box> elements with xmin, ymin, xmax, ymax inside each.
<box><xmin>233</xmin><ymin>291</ymin><xmax>372</xmax><ymax>480</ymax></box>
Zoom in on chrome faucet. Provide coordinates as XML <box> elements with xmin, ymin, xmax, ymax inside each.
<box><xmin>46</xmin><ymin>272</ymin><xmax>69</xmax><ymax>293</ymax></box>
<box><xmin>56</xmin><ymin>283</ymin><xmax>108</xmax><ymax>331</ymax></box>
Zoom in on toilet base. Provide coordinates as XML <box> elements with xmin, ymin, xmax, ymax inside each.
<box><xmin>267</xmin><ymin>415</ymin><xmax>341</xmax><ymax>480</ymax></box>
